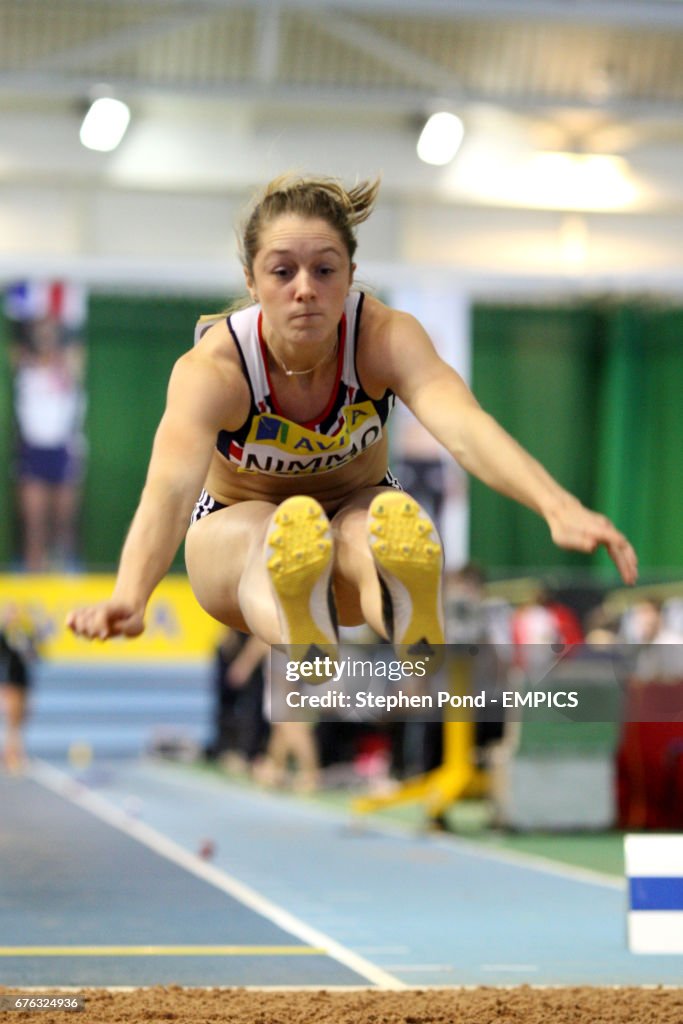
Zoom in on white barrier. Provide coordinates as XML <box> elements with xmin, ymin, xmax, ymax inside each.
<box><xmin>625</xmin><ymin>834</ymin><xmax>683</xmax><ymax>954</ymax></box>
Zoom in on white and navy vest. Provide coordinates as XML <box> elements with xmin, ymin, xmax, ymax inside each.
<box><xmin>195</xmin><ymin>292</ymin><xmax>395</xmax><ymax>477</ymax></box>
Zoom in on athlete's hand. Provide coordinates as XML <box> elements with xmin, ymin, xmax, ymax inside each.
<box><xmin>65</xmin><ymin>601</ymin><xmax>146</xmax><ymax>641</ymax></box>
<box><xmin>545</xmin><ymin>498</ymin><xmax>638</xmax><ymax>586</ymax></box>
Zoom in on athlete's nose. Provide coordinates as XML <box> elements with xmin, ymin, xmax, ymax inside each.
<box><xmin>293</xmin><ymin>270</ymin><xmax>316</xmax><ymax>301</ymax></box>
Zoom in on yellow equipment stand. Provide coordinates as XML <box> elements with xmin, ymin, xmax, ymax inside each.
<box><xmin>351</xmin><ymin>652</ymin><xmax>489</xmax><ymax>825</ymax></box>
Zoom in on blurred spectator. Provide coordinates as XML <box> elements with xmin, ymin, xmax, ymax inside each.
<box><xmin>0</xmin><ymin>603</ymin><xmax>39</xmax><ymax>773</ymax></box>
<box><xmin>445</xmin><ymin>562</ymin><xmax>513</xmax><ymax>651</ymax></box>
<box><xmin>624</xmin><ymin>599</ymin><xmax>683</xmax><ymax>682</ymax></box>
<box><xmin>662</xmin><ymin>597</ymin><xmax>683</xmax><ymax>637</ymax></box>
<box><xmin>584</xmin><ymin>603</ymin><xmax>621</xmax><ymax>647</ymax></box>
<box><xmin>512</xmin><ymin>583</ymin><xmax>584</xmax><ymax>675</ymax></box>
<box><xmin>6</xmin><ymin>282</ymin><xmax>87</xmax><ymax>572</ymax></box>
<box><xmin>255</xmin><ymin>650</ymin><xmax>320</xmax><ymax>793</ymax></box>
<box><xmin>390</xmin><ymin>406</ymin><xmax>447</xmax><ymax>531</ymax></box>
<box><xmin>617</xmin><ymin>600</ymin><xmax>683</xmax><ymax>829</ymax></box>
<box><xmin>254</xmin><ymin>719</ymin><xmax>320</xmax><ymax>793</ymax></box>
<box><xmin>207</xmin><ymin>629</ymin><xmax>269</xmax><ymax>773</ymax></box>
<box><xmin>621</xmin><ymin>598</ymin><xmax>681</xmax><ymax>646</ymax></box>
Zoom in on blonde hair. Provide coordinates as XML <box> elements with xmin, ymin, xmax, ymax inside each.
<box><xmin>239</xmin><ymin>173</ymin><xmax>381</xmax><ymax>275</ymax></box>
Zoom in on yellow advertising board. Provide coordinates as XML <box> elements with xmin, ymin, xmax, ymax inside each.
<box><xmin>0</xmin><ymin>574</ymin><xmax>224</xmax><ymax>662</ymax></box>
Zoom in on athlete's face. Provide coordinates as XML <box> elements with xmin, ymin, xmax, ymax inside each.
<box><xmin>245</xmin><ymin>215</ymin><xmax>354</xmax><ymax>348</ymax></box>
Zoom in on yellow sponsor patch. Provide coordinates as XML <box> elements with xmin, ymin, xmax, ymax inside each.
<box><xmin>240</xmin><ymin>401</ymin><xmax>382</xmax><ymax>475</ymax></box>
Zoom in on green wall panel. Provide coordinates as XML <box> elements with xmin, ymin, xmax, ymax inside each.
<box><xmin>470</xmin><ymin>305</ymin><xmax>603</xmax><ymax>574</ymax></box>
<box><xmin>470</xmin><ymin>302</ymin><xmax>683</xmax><ymax>577</ymax></box>
<box><xmin>82</xmin><ymin>294</ymin><xmax>226</xmax><ymax>569</ymax></box>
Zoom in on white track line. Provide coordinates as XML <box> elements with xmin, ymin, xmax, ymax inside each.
<box><xmin>29</xmin><ymin>760</ymin><xmax>405</xmax><ymax>990</ymax></box>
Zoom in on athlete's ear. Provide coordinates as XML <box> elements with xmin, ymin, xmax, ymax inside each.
<box><xmin>350</xmin><ymin>262</ymin><xmax>356</xmax><ymax>285</ymax></box>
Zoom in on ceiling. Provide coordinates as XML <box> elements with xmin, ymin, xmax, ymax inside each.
<box><xmin>2</xmin><ymin>0</ymin><xmax>683</xmax><ymax>215</ymax></box>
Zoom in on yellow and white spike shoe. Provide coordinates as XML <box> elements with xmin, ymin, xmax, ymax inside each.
<box><xmin>266</xmin><ymin>496</ymin><xmax>338</xmax><ymax>665</ymax></box>
<box><xmin>367</xmin><ymin>492</ymin><xmax>445</xmax><ymax>660</ymax></box>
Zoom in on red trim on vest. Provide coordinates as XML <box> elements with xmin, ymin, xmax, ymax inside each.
<box><xmin>257</xmin><ymin>312</ymin><xmax>347</xmax><ymax>430</ymax></box>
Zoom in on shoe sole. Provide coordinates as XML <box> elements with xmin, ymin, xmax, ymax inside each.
<box><xmin>266</xmin><ymin>496</ymin><xmax>338</xmax><ymax>666</ymax></box>
<box><xmin>368</xmin><ymin>492</ymin><xmax>444</xmax><ymax>659</ymax></box>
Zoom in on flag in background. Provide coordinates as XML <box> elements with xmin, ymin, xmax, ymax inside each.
<box><xmin>4</xmin><ymin>281</ymin><xmax>87</xmax><ymax>331</ymax></box>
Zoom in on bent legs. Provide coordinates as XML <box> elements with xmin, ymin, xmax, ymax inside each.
<box><xmin>262</xmin><ymin>497</ymin><xmax>337</xmax><ymax>657</ymax></box>
<box><xmin>185</xmin><ymin>496</ymin><xmax>337</xmax><ymax>654</ymax></box>
<box><xmin>185</xmin><ymin>487</ymin><xmax>445</xmax><ymax>653</ymax></box>
<box><xmin>185</xmin><ymin>500</ymin><xmax>282</xmax><ymax>642</ymax></box>
<box><xmin>332</xmin><ymin>488</ymin><xmax>445</xmax><ymax>653</ymax></box>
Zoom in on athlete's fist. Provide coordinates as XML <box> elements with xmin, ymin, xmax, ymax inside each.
<box><xmin>66</xmin><ymin>601</ymin><xmax>146</xmax><ymax>641</ymax></box>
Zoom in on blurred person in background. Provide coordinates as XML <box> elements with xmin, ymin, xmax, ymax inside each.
<box><xmin>390</xmin><ymin>403</ymin><xmax>447</xmax><ymax>531</ymax></box>
<box><xmin>584</xmin><ymin>602</ymin><xmax>621</xmax><ymax>647</ymax></box>
<box><xmin>66</xmin><ymin>175</ymin><xmax>637</xmax><ymax>674</ymax></box>
<box><xmin>254</xmin><ymin>649</ymin><xmax>320</xmax><ymax>792</ymax></box>
<box><xmin>511</xmin><ymin>582</ymin><xmax>584</xmax><ymax>675</ymax></box>
<box><xmin>0</xmin><ymin>603</ymin><xmax>39</xmax><ymax>773</ymax></box>
<box><xmin>625</xmin><ymin>599</ymin><xmax>683</xmax><ymax>683</ymax></box>
<box><xmin>9</xmin><ymin>305</ymin><xmax>86</xmax><ymax>572</ymax></box>
<box><xmin>207</xmin><ymin>629</ymin><xmax>269</xmax><ymax>773</ymax></box>
<box><xmin>254</xmin><ymin>718</ymin><xmax>320</xmax><ymax>793</ymax></box>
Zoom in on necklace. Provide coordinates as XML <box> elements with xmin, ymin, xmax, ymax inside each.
<box><xmin>268</xmin><ymin>339</ymin><xmax>338</xmax><ymax>377</ymax></box>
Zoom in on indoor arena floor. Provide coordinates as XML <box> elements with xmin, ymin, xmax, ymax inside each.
<box><xmin>1</xmin><ymin>756</ymin><xmax>681</xmax><ymax>990</ymax></box>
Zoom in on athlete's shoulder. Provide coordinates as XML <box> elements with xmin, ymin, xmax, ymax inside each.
<box><xmin>192</xmin><ymin>315</ymin><xmax>245</xmax><ymax>371</ymax></box>
<box><xmin>355</xmin><ymin>292</ymin><xmax>393</xmax><ymax>342</ymax></box>
<box><xmin>357</xmin><ymin>294</ymin><xmax>437</xmax><ymax>394</ymax></box>
<box><xmin>358</xmin><ymin>293</ymin><xmax>422</xmax><ymax>352</ymax></box>
<box><xmin>173</xmin><ymin>318</ymin><xmax>250</xmax><ymax>412</ymax></box>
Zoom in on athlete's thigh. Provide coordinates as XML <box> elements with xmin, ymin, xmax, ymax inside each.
<box><xmin>185</xmin><ymin>500</ymin><xmax>276</xmax><ymax>628</ymax></box>
<box><xmin>329</xmin><ymin>485</ymin><xmax>396</xmax><ymax>624</ymax></box>
<box><xmin>330</xmin><ymin>485</ymin><xmax>398</xmax><ymax>554</ymax></box>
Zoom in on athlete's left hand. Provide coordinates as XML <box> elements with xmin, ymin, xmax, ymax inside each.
<box><xmin>545</xmin><ymin>498</ymin><xmax>638</xmax><ymax>585</ymax></box>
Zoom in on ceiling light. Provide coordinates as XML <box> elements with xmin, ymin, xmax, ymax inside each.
<box><xmin>417</xmin><ymin>112</ymin><xmax>464</xmax><ymax>166</ymax></box>
<box><xmin>457</xmin><ymin>148</ymin><xmax>640</xmax><ymax>212</ymax></box>
<box><xmin>80</xmin><ymin>97</ymin><xmax>131</xmax><ymax>152</ymax></box>
<box><xmin>527</xmin><ymin>152</ymin><xmax>638</xmax><ymax>211</ymax></box>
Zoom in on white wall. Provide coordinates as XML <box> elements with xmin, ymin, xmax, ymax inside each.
<box><xmin>3</xmin><ymin>183</ymin><xmax>683</xmax><ymax>299</ymax></box>
<box><xmin>2</xmin><ymin>105</ymin><xmax>683</xmax><ymax>299</ymax></box>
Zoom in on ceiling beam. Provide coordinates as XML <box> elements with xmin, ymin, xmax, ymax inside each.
<box><xmin>121</xmin><ymin>0</ymin><xmax>683</xmax><ymax>31</ymax></box>
<box><xmin>27</xmin><ymin>5</ymin><xmax>219</xmax><ymax>73</ymax></box>
<box><xmin>253</xmin><ymin>3</ymin><xmax>282</xmax><ymax>85</ymax></box>
<box><xmin>329</xmin><ymin>0</ymin><xmax>683</xmax><ymax>30</ymax></box>
<box><xmin>2</xmin><ymin>72</ymin><xmax>683</xmax><ymax>124</ymax></box>
<box><xmin>316</xmin><ymin>11</ymin><xmax>464</xmax><ymax>97</ymax></box>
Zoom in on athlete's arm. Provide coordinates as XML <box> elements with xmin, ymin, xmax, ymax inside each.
<box><xmin>67</xmin><ymin>350</ymin><xmax>246</xmax><ymax>639</ymax></box>
<box><xmin>363</xmin><ymin>301</ymin><xmax>637</xmax><ymax>585</ymax></box>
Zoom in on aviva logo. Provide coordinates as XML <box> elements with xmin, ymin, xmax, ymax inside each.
<box><xmin>238</xmin><ymin>402</ymin><xmax>382</xmax><ymax>475</ymax></box>
<box><xmin>249</xmin><ymin>404</ymin><xmax>374</xmax><ymax>455</ymax></box>
<box><xmin>255</xmin><ymin>416</ymin><xmax>290</xmax><ymax>444</ymax></box>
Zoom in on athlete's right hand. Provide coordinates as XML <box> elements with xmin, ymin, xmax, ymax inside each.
<box><xmin>65</xmin><ymin>601</ymin><xmax>146</xmax><ymax>641</ymax></box>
